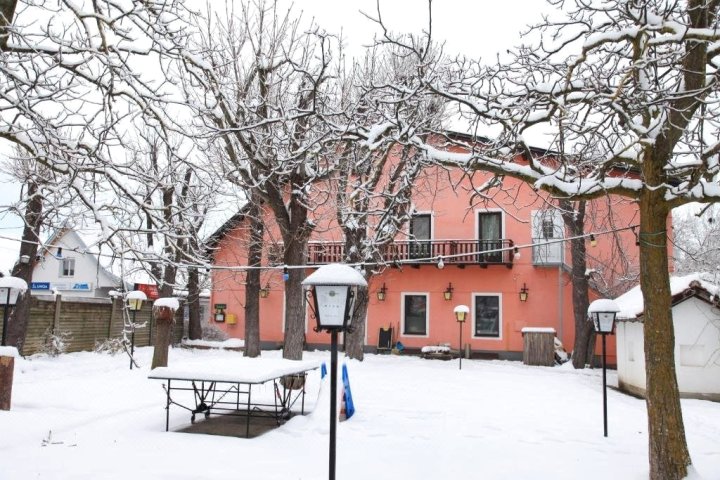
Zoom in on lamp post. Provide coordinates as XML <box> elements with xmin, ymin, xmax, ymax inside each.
<box><xmin>302</xmin><ymin>264</ymin><xmax>367</xmax><ymax>480</ymax></box>
<box><xmin>0</xmin><ymin>277</ymin><xmax>28</xmax><ymax>346</ymax></box>
<box><xmin>126</xmin><ymin>290</ymin><xmax>147</xmax><ymax>370</ymax></box>
<box><xmin>588</xmin><ymin>298</ymin><xmax>620</xmax><ymax>437</ymax></box>
<box><xmin>454</xmin><ymin>305</ymin><xmax>469</xmax><ymax>370</ymax></box>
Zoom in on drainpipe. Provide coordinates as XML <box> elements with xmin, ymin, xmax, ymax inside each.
<box><xmin>557</xmin><ymin>262</ymin><xmax>564</xmax><ymax>342</ymax></box>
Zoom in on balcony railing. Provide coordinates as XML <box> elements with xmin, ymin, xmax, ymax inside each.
<box><xmin>307</xmin><ymin>239</ymin><xmax>515</xmax><ymax>267</ymax></box>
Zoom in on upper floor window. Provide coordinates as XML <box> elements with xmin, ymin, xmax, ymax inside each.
<box><xmin>478</xmin><ymin>211</ymin><xmax>503</xmax><ymax>262</ymax></box>
<box><xmin>402</xmin><ymin>293</ymin><xmax>428</xmax><ymax>336</ymax></box>
<box><xmin>60</xmin><ymin>257</ymin><xmax>76</xmax><ymax>277</ymax></box>
<box><xmin>409</xmin><ymin>214</ymin><xmax>431</xmax><ymax>260</ymax></box>
<box><xmin>531</xmin><ymin>210</ymin><xmax>564</xmax><ymax>265</ymax></box>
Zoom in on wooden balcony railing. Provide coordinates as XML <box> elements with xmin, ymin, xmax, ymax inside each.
<box><xmin>306</xmin><ymin>239</ymin><xmax>515</xmax><ymax>267</ymax></box>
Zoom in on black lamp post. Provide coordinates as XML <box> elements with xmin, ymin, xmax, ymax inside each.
<box><xmin>302</xmin><ymin>264</ymin><xmax>367</xmax><ymax>480</ymax></box>
<box><xmin>126</xmin><ymin>290</ymin><xmax>147</xmax><ymax>370</ymax></box>
<box><xmin>454</xmin><ymin>305</ymin><xmax>469</xmax><ymax>370</ymax></box>
<box><xmin>588</xmin><ymin>298</ymin><xmax>620</xmax><ymax>437</ymax></box>
<box><xmin>0</xmin><ymin>277</ymin><xmax>28</xmax><ymax>346</ymax></box>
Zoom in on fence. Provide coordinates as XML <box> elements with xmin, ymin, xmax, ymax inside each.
<box><xmin>0</xmin><ymin>295</ymin><xmax>185</xmax><ymax>356</ymax></box>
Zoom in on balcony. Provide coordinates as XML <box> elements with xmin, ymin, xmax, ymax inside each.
<box><xmin>307</xmin><ymin>239</ymin><xmax>515</xmax><ymax>268</ymax></box>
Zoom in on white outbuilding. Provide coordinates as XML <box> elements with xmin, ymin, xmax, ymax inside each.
<box><xmin>614</xmin><ymin>274</ymin><xmax>720</xmax><ymax>401</ymax></box>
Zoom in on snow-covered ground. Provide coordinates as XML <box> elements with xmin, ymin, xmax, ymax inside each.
<box><xmin>1</xmin><ymin>347</ymin><xmax>719</xmax><ymax>479</ymax></box>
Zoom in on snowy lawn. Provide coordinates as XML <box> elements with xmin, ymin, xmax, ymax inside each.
<box><xmin>1</xmin><ymin>347</ymin><xmax>719</xmax><ymax>479</ymax></box>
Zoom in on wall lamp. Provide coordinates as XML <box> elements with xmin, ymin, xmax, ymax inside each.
<box><xmin>519</xmin><ymin>283</ymin><xmax>529</xmax><ymax>302</ymax></box>
<box><xmin>260</xmin><ymin>283</ymin><xmax>270</xmax><ymax>298</ymax></box>
<box><xmin>377</xmin><ymin>283</ymin><xmax>387</xmax><ymax>302</ymax></box>
<box><xmin>589</xmin><ymin>233</ymin><xmax>597</xmax><ymax>247</ymax></box>
<box><xmin>444</xmin><ymin>283</ymin><xmax>454</xmax><ymax>301</ymax></box>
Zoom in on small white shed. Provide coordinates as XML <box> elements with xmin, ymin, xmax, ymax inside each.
<box><xmin>615</xmin><ymin>275</ymin><xmax>720</xmax><ymax>401</ymax></box>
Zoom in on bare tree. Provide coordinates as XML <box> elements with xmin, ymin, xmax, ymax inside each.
<box><xmin>175</xmin><ymin>0</ymin><xmax>342</xmax><ymax>360</ymax></box>
<box><xmin>387</xmin><ymin>1</ymin><xmax>720</xmax><ymax>477</ymax></box>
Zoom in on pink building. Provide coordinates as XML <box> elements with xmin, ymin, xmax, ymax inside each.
<box><xmin>209</xmin><ymin>151</ymin><xmax>647</xmax><ymax>364</ymax></box>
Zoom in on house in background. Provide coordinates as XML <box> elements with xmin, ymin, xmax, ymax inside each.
<box><xmin>615</xmin><ymin>274</ymin><xmax>720</xmax><ymax>401</ymax></box>
<box><xmin>30</xmin><ymin>226</ymin><xmax>122</xmax><ymax>298</ymax></box>
<box><xmin>209</xmin><ymin>142</ymin><xmax>649</xmax><ymax>362</ymax></box>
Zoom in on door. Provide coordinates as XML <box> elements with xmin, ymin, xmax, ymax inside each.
<box><xmin>410</xmin><ymin>214</ymin><xmax>431</xmax><ymax>260</ymax></box>
<box><xmin>478</xmin><ymin>212</ymin><xmax>502</xmax><ymax>262</ymax></box>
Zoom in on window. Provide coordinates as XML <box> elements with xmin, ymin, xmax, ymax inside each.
<box><xmin>60</xmin><ymin>258</ymin><xmax>75</xmax><ymax>277</ymax></box>
<box><xmin>478</xmin><ymin>211</ymin><xmax>502</xmax><ymax>262</ymax></box>
<box><xmin>531</xmin><ymin>210</ymin><xmax>564</xmax><ymax>264</ymax></box>
<box><xmin>409</xmin><ymin>214</ymin><xmax>431</xmax><ymax>260</ymax></box>
<box><xmin>403</xmin><ymin>294</ymin><xmax>428</xmax><ymax>335</ymax></box>
<box><xmin>474</xmin><ymin>295</ymin><xmax>500</xmax><ymax>338</ymax></box>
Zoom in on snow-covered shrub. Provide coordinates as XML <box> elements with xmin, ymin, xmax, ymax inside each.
<box><xmin>94</xmin><ymin>338</ymin><xmax>126</xmax><ymax>355</ymax></box>
<box><xmin>41</xmin><ymin>328</ymin><xmax>72</xmax><ymax>357</ymax></box>
<box><xmin>201</xmin><ymin>322</ymin><xmax>229</xmax><ymax>342</ymax></box>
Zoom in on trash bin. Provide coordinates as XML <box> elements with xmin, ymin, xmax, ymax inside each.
<box><xmin>521</xmin><ymin>327</ymin><xmax>556</xmax><ymax>366</ymax></box>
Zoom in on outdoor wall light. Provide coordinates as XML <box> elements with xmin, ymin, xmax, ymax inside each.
<box><xmin>590</xmin><ymin>233</ymin><xmax>597</xmax><ymax>247</ymax></box>
<box><xmin>376</xmin><ymin>283</ymin><xmax>387</xmax><ymax>302</ymax></box>
<box><xmin>519</xmin><ymin>283</ymin><xmax>529</xmax><ymax>302</ymax></box>
<box><xmin>259</xmin><ymin>283</ymin><xmax>270</xmax><ymax>298</ymax></box>
<box><xmin>19</xmin><ymin>255</ymin><xmax>30</xmax><ymax>264</ymax></box>
<box><xmin>444</xmin><ymin>283</ymin><xmax>454</xmax><ymax>301</ymax></box>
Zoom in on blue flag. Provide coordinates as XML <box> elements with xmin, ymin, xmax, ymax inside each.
<box><xmin>341</xmin><ymin>364</ymin><xmax>355</xmax><ymax>419</ymax></box>
<box><xmin>321</xmin><ymin>362</ymin><xmax>327</xmax><ymax>379</ymax></box>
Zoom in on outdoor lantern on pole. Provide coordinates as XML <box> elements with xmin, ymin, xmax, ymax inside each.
<box><xmin>126</xmin><ymin>290</ymin><xmax>147</xmax><ymax>370</ymax></box>
<box><xmin>0</xmin><ymin>277</ymin><xmax>28</xmax><ymax>346</ymax></box>
<box><xmin>454</xmin><ymin>305</ymin><xmax>469</xmax><ymax>370</ymax></box>
<box><xmin>588</xmin><ymin>298</ymin><xmax>620</xmax><ymax>437</ymax></box>
<box><xmin>302</xmin><ymin>264</ymin><xmax>367</xmax><ymax>480</ymax></box>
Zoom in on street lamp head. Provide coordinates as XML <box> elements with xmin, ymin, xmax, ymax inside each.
<box><xmin>588</xmin><ymin>298</ymin><xmax>620</xmax><ymax>334</ymax></box>
<box><xmin>126</xmin><ymin>290</ymin><xmax>148</xmax><ymax>312</ymax></box>
<box><xmin>0</xmin><ymin>276</ymin><xmax>28</xmax><ymax>306</ymax></box>
<box><xmin>302</xmin><ymin>264</ymin><xmax>368</xmax><ymax>332</ymax></box>
<box><xmin>454</xmin><ymin>304</ymin><xmax>469</xmax><ymax>323</ymax></box>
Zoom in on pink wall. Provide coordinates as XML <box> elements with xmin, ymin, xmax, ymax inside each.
<box><xmin>210</xmin><ymin>162</ymin><xmax>642</xmax><ymax>364</ymax></box>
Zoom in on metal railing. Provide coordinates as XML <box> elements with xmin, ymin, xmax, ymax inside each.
<box><xmin>306</xmin><ymin>239</ymin><xmax>515</xmax><ymax>267</ymax></box>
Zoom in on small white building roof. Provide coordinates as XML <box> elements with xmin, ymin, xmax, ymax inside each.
<box><xmin>615</xmin><ymin>274</ymin><xmax>720</xmax><ymax>321</ymax></box>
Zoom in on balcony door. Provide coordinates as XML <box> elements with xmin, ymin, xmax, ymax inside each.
<box><xmin>478</xmin><ymin>212</ymin><xmax>502</xmax><ymax>262</ymax></box>
<box><xmin>410</xmin><ymin>214</ymin><xmax>431</xmax><ymax>260</ymax></box>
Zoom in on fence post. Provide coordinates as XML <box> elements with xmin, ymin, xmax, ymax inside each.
<box><xmin>52</xmin><ymin>294</ymin><xmax>62</xmax><ymax>336</ymax></box>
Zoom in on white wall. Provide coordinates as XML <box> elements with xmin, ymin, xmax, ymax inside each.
<box><xmin>617</xmin><ymin>297</ymin><xmax>720</xmax><ymax>399</ymax></box>
<box><xmin>31</xmin><ymin>231</ymin><xmax>118</xmax><ymax>298</ymax></box>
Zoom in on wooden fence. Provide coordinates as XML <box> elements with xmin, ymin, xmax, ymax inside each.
<box><xmin>0</xmin><ymin>296</ymin><xmax>184</xmax><ymax>356</ymax></box>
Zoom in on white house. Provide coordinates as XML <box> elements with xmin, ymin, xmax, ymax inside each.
<box><xmin>615</xmin><ymin>274</ymin><xmax>720</xmax><ymax>401</ymax></box>
<box><xmin>31</xmin><ymin>227</ymin><xmax>123</xmax><ymax>298</ymax></box>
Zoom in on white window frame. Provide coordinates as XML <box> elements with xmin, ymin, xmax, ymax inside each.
<box><xmin>401</xmin><ymin>292</ymin><xmax>430</xmax><ymax>338</ymax></box>
<box><xmin>475</xmin><ymin>208</ymin><xmax>506</xmax><ymax>240</ymax></box>
<box><xmin>59</xmin><ymin>257</ymin><xmax>76</xmax><ymax>277</ymax></box>
<box><xmin>471</xmin><ymin>292</ymin><xmax>503</xmax><ymax>340</ymax></box>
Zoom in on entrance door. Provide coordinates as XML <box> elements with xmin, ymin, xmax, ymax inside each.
<box><xmin>478</xmin><ymin>212</ymin><xmax>502</xmax><ymax>262</ymax></box>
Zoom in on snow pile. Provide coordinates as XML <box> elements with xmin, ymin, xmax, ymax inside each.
<box><xmin>182</xmin><ymin>338</ymin><xmax>245</xmax><ymax>349</ymax></box>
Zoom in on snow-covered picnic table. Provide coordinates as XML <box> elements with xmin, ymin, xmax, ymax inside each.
<box><xmin>148</xmin><ymin>357</ymin><xmax>319</xmax><ymax>436</ymax></box>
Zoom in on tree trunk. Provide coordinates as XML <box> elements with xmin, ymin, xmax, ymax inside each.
<box><xmin>282</xmin><ymin>240</ymin><xmax>307</xmax><ymax>360</ymax></box>
<box><xmin>151</xmin><ymin>306</ymin><xmax>175</xmax><ymax>369</ymax></box>
<box><xmin>345</xmin><ymin>286</ymin><xmax>368</xmax><ymax>360</ymax></box>
<box><xmin>186</xmin><ymin>266</ymin><xmax>202</xmax><ymax>340</ymax></box>
<box><xmin>244</xmin><ymin>204</ymin><xmax>263</xmax><ymax>358</ymax></box>
<box><xmin>640</xmin><ymin>192</ymin><xmax>691</xmax><ymax>479</ymax></box>
<box><xmin>7</xmin><ymin>181</ymin><xmax>42</xmax><ymax>353</ymax></box>
<box><xmin>559</xmin><ymin>200</ymin><xmax>595</xmax><ymax>369</ymax></box>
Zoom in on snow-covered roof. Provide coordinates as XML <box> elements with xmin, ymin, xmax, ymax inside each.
<box><xmin>153</xmin><ymin>297</ymin><xmax>179</xmax><ymax>310</ymax></box>
<box><xmin>615</xmin><ymin>273</ymin><xmax>720</xmax><ymax>321</ymax></box>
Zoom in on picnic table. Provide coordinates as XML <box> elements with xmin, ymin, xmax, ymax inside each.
<box><xmin>148</xmin><ymin>357</ymin><xmax>319</xmax><ymax>437</ymax></box>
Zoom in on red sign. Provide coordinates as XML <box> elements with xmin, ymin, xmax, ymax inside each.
<box><xmin>134</xmin><ymin>283</ymin><xmax>160</xmax><ymax>300</ymax></box>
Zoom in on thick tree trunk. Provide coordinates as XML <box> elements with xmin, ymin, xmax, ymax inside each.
<box><xmin>151</xmin><ymin>306</ymin><xmax>175</xmax><ymax>369</ymax></box>
<box><xmin>640</xmin><ymin>192</ymin><xmax>691</xmax><ymax>480</ymax></box>
<box><xmin>7</xmin><ymin>181</ymin><xmax>42</xmax><ymax>353</ymax></box>
<box><xmin>244</xmin><ymin>204</ymin><xmax>263</xmax><ymax>358</ymax></box>
<box><xmin>345</xmin><ymin>287</ymin><xmax>368</xmax><ymax>361</ymax></box>
<box><xmin>186</xmin><ymin>266</ymin><xmax>202</xmax><ymax>340</ymax></box>
<box><xmin>282</xmin><ymin>240</ymin><xmax>307</xmax><ymax>360</ymax></box>
<box><xmin>559</xmin><ymin>200</ymin><xmax>595</xmax><ymax>369</ymax></box>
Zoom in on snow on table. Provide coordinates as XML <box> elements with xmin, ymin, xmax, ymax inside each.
<box><xmin>148</xmin><ymin>357</ymin><xmax>319</xmax><ymax>384</ymax></box>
